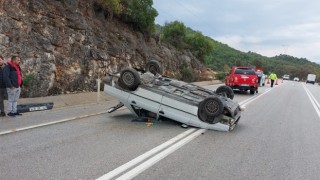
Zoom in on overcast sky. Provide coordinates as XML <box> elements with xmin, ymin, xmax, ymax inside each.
<box><xmin>153</xmin><ymin>0</ymin><xmax>320</xmax><ymax>63</ymax></box>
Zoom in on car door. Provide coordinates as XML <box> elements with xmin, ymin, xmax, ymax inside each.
<box><xmin>128</xmin><ymin>88</ymin><xmax>162</xmax><ymax>114</ymax></box>
<box><xmin>159</xmin><ymin>96</ymin><xmax>194</xmax><ymax>124</ymax></box>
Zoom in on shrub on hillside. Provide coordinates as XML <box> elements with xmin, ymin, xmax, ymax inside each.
<box><xmin>95</xmin><ymin>0</ymin><xmax>158</xmax><ymax>33</ymax></box>
<box><xmin>185</xmin><ymin>31</ymin><xmax>214</xmax><ymax>62</ymax></box>
<box><xmin>161</xmin><ymin>21</ymin><xmax>187</xmax><ymax>48</ymax></box>
<box><xmin>120</xmin><ymin>0</ymin><xmax>158</xmax><ymax>33</ymax></box>
<box><xmin>180</xmin><ymin>66</ymin><xmax>195</xmax><ymax>82</ymax></box>
<box><xmin>23</xmin><ymin>73</ymin><xmax>34</xmax><ymax>87</ymax></box>
<box><xmin>215</xmin><ymin>72</ymin><xmax>228</xmax><ymax>81</ymax></box>
<box><xmin>96</xmin><ymin>0</ymin><xmax>121</xmax><ymax>19</ymax></box>
<box><xmin>161</xmin><ymin>21</ymin><xmax>214</xmax><ymax>62</ymax></box>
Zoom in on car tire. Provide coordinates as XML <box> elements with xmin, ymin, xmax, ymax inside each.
<box><xmin>250</xmin><ymin>89</ymin><xmax>255</xmax><ymax>94</ymax></box>
<box><xmin>198</xmin><ymin>97</ymin><xmax>224</xmax><ymax>123</ymax></box>
<box><xmin>215</xmin><ymin>85</ymin><xmax>234</xmax><ymax>100</ymax></box>
<box><xmin>145</xmin><ymin>60</ymin><xmax>163</xmax><ymax>75</ymax></box>
<box><xmin>119</xmin><ymin>68</ymin><xmax>141</xmax><ymax>91</ymax></box>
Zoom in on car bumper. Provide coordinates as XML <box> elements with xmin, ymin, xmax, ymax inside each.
<box><xmin>230</xmin><ymin>85</ymin><xmax>257</xmax><ymax>90</ymax></box>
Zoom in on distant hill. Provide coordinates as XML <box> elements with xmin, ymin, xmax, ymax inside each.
<box><xmin>207</xmin><ymin>39</ymin><xmax>320</xmax><ymax>81</ymax></box>
<box><xmin>157</xmin><ymin>21</ymin><xmax>320</xmax><ymax>81</ymax></box>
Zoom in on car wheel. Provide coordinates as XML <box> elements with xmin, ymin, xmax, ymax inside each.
<box><xmin>215</xmin><ymin>85</ymin><xmax>234</xmax><ymax>100</ymax></box>
<box><xmin>119</xmin><ymin>68</ymin><xmax>141</xmax><ymax>91</ymax></box>
<box><xmin>198</xmin><ymin>97</ymin><xmax>224</xmax><ymax>123</ymax></box>
<box><xmin>145</xmin><ymin>60</ymin><xmax>163</xmax><ymax>75</ymax></box>
<box><xmin>103</xmin><ymin>75</ymin><xmax>113</xmax><ymax>84</ymax></box>
<box><xmin>250</xmin><ymin>89</ymin><xmax>255</xmax><ymax>94</ymax></box>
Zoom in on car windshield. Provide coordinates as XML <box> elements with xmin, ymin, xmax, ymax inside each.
<box><xmin>235</xmin><ymin>69</ymin><xmax>256</xmax><ymax>75</ymax></box>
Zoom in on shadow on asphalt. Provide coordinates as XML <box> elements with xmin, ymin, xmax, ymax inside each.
<box><xmin>110</xmin><ymin>112</ymin><xmax>181</xmax><ymax>127</ymax></box>
<box><xmin>107</xmin><ymin>106</ymin><xmax>247</xmax><ymax>132</ymax></box>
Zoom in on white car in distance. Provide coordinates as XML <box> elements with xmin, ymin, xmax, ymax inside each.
<box><xmin>283</xmin><ymin>74</ymin><xmax>290</xmax><ymax>80</ymax></box>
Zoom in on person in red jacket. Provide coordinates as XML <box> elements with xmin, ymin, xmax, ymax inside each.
<box><xmin>3</xmin><ymin>56</ymin><xmax>23</xmax><ymax>117</ymax></box>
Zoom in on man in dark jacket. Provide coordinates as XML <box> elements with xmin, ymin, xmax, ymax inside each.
<box><xmin>0</xmin><ymin>55</ymin><xmax>6</xmax><ymax>116</ymax></box>
<box><xmin>3</xmin><ymin>56</ymin><xmax>22</xmax><ymax>117</ymax></box>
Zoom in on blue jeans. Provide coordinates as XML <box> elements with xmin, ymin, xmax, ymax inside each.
<box><xmin>6</xmin><ymin>87</ymin><xmax>21</xmax><ymax>113</ymax></box>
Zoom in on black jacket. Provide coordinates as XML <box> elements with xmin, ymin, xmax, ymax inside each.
<box><xmin>0</xmin><ymin>66</ymin><xmax>6</xmax><ymax>88</ymax></box>
<box><xmin>3</xmin><ymin>63</ymin><xmax>22</xmax><ymax>88</ymax></box>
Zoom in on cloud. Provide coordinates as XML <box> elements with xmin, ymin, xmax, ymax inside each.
<box><xmin>153</xmin><ymin>0</ymin><xmax>205</xmax><ymax>23</ymax></box>
<box><xmin>153</xmin><ymin>0</ymin><xmax>320</xmax><ymax>63</ymax></box>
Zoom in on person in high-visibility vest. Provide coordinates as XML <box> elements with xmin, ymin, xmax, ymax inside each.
<box><xmin>268</xmin><ymin>72</ymin><xmax>277</xmax><ymax>87</ymax></box>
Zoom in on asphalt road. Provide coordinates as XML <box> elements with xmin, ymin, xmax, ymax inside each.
<box><xmin>1</xmin><ymin>81</ymin><xmax>320</xmax><ymax>180</ymax></box>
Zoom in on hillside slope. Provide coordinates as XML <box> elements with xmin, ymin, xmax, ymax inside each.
<box><xmin>206</xmin><ymin>39</ymin><xmax>320</xmax><ymax>80</ymax></box>
<box><xmin>0</xmin><ymin>0</ymin><xmax>207</xmax><ymax>97</ymax></box>
<box><xmin>157</xmin><ymin>21</ymin><xmax>320</xmax><ymax>81</ymax></box>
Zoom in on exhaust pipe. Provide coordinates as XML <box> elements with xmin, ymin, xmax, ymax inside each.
<box><xmin>107</xmin><ymin>102</ymin><xmax>124</xmax><ymax>113</ymax></box>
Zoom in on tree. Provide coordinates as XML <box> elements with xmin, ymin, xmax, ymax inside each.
<box><xmin>223</xmin><ymin>64</ymin><xmax>230</xmax><ymax>73</ymax></box>
<box><xmin>180</xmin><ymin>66</ymin><xmax>195</xmax><ymax>82</ymax></box>
<box><xmin>235</xmin><ymin>59</ymin><xmax>242</xmax><ymax>66</ymax></box>
<box><xmin>96</xmin><ymin>0</ymin><xmax>121</xmax><ymax>20</ymax></box>
<box><xmin>185</xmin><ymin>31</ymin><xmax>214</xmax><ymax>62</ymax></box>
<box><xmin>121</xmin><ymin>0</ymin><xmax>158</xmax><ymax>33</ymax></box>
<box><xmin>252</xmin><ymin>59</ymin><xmax>263</xmax><ymax>69</ymax></box>
<box><xmin>161</xmin><ymin>21</ymin><xmax>187</xmax><ymax>48</ymax></box>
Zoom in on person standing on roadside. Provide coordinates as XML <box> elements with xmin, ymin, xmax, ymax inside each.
<box><xmin>3</xmin><ymin>56</ymin><xmax>23</xmax><ymax>117</ymax></box>
<box><xmin>0</xmin><ymin>55</ymin><xmax>7</xmax><ymax>116</ymax></box>
<box><xmin>268</xmin><ymin>72</ymin><xmax>277</xmax><ymax>88</ymax></box>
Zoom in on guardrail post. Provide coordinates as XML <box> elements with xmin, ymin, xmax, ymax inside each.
<box><xmin>97</xmin><ymin>79</ymin><xmax>101</xmax><ymax>103</ymax></box>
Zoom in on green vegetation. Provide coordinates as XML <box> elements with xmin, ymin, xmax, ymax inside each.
<box><xmin>94</xmin><ymin>1</ymin><xmax>320</xmax><ymax>82</ymax></box>
<box><xmin>122</xmin><ymin>0</ymin><xmax>158</xmax><ymax>33</ymax></box>
<box><xmin>215</xmin><ymin>72</ymin><xmax>228</xmax><ymax>81</ymax></box>
<box><xmin>161</xmin><ymin>21</ymin><xmax>213</xmax><ymax>61</ymax></box>
<box><xmin>161</xmin><ymin>21</ymin><xmax>187</xmax><ymax>48</ymax></box>
<box><xmin>23</xmin><ymin>74</ymin><xmax>34</xmax><ymax>87</ymax></box>
<box><xmin>96</xmin><ymin>0</ymin><xmax>121</xmax><ymax>19</ymax></box>
<box><xmin>95</xmin><ymin>0</ymin><xmax>158</xmax><ymax>33</ymax></box>
<box><xmin>158</xmin><ymin>21</ymin><xmax>320</xmax><ymax>82</ymax></box>
<box><xmin>185</xmin><ymin>32</ymin><xmax>214</xmax><ymax>61</ymax></box>
<box><xmin>180</xmin><ymin>66</ymin><xmax>195</xmax><ymax>82</ymax></box>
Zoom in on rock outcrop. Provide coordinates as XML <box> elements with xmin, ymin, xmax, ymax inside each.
<box><xmin>0</xmin><ymin>0</ymin><xmax>210</xmax><ymax>97</ymax></box>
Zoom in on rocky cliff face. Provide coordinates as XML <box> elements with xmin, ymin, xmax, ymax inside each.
<box><xmin>0</xmin><ymin>0</ymin><xmax>211</xmax><ymax>97</ymax></box>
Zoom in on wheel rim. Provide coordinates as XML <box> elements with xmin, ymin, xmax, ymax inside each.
<box><xmin>149</xmin><ymin>65</ymin><xmax>158</xmax><ymax>74</ymax></box>
<box><xmin>122</xmin><ymin>72</ymin><xmax>134</xmax><ymax>86</ymax></box>
<box><xmin>205</xmin><ymin>100</ymin><xmax>219</xmax><ymax>114</ymax></box>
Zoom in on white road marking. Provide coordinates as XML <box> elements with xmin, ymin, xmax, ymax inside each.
<box><xmin>96</xmin><ymin>128</ymin><xmax>197</xmax><ymax>180</ymax></box>
<box><xmin>302</xmin><ymin>84</ymin><xmax>320</xmax><ymax>118</ymax></box>
<box><xmin>239</xmin><ymin>88</ymin><xmax>272</xmax><ymax>107</ymax></box>
<box><xmin>0</xmin><ymin>111</ymin><xmax>108</xmax><ymax>136</ymax></box>
<box><xmin>115</xmin><ymin>129</ymin><xmax>206</xmax><ymax>180</ymax></box>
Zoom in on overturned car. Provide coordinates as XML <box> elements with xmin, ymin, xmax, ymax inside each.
<box><xmin>103</xmin><ymin>60</ymin><xmax>242</xmax><ymax>131</ymax></box>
